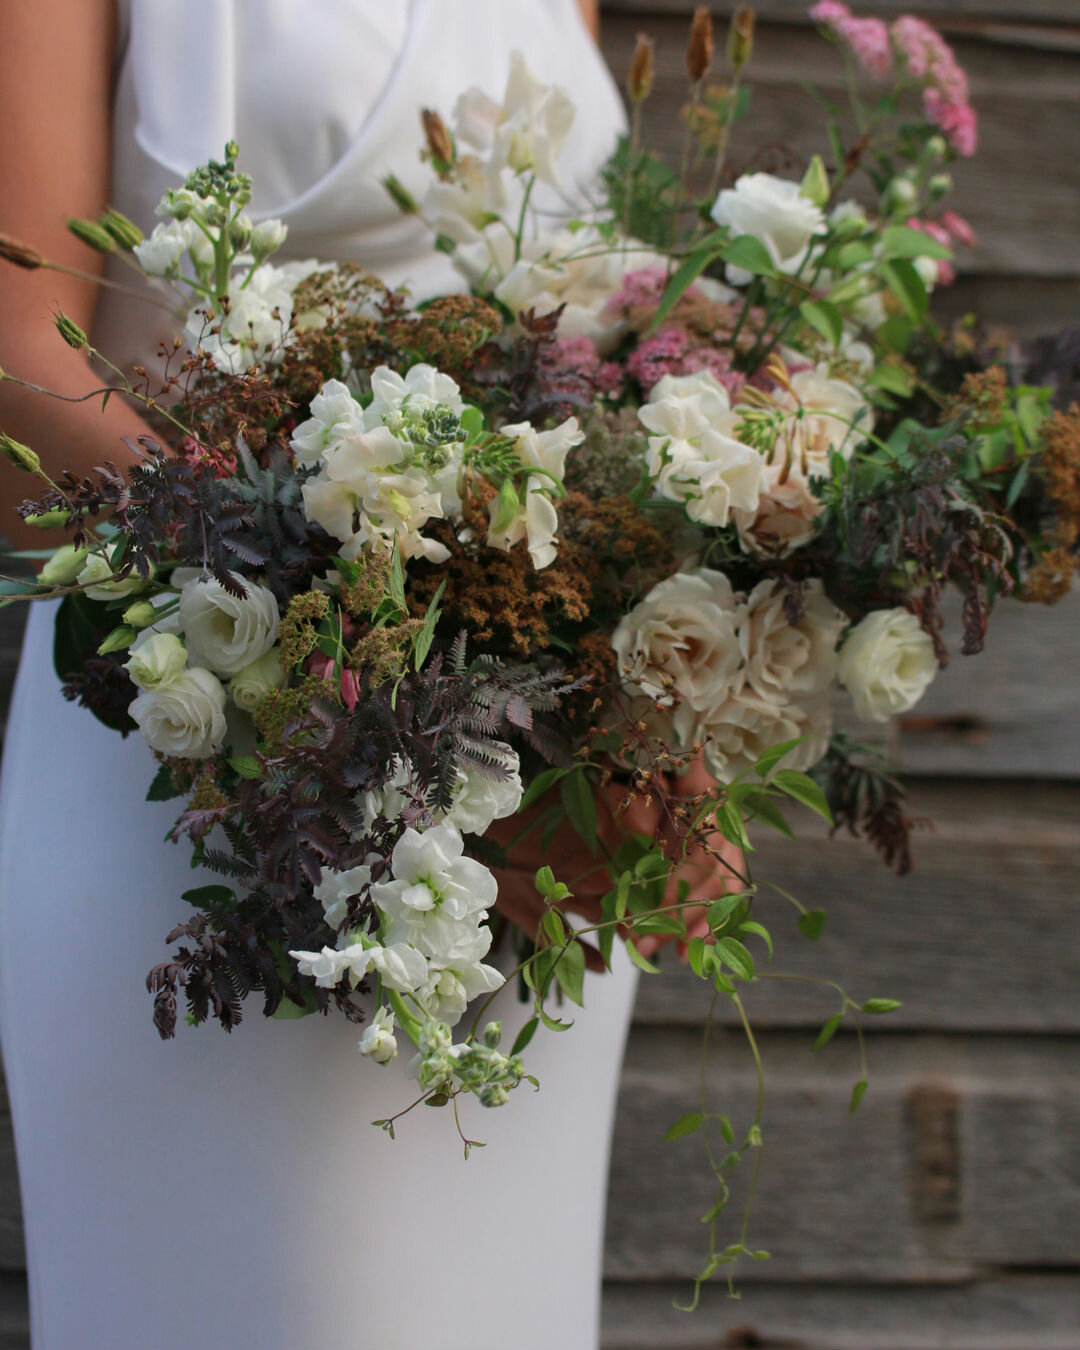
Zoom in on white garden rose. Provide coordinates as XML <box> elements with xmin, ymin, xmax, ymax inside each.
<box><xmin>612</xmin><ymin>568</ymin><xmax>742</xmax><ymax>720</ymax></box>
<box><xmin>710</xmin><ymin>173</ymin><xmax>825</xmax><ymax>283</ymax></box>
<box><xmin>179</xmin><ymin>573</ymin><xmax>279</xmax><ymax>678</ymax></box>
<box><xmin>736</xmin><ymin>580</ymin><xmax>845</xmax><ymax>705</ymax></box>
<box><xmin>229</xmin><ymin>648</ymin><xmax>287</xmax><ymax>712</ymax></box>
<box><xmin>486</xmin><ymin>417</ymin><xmax>582</xmax><ymax>569</ymax></box>
<box><xmin>838</xmin><ymin>608</ymin><xmax>938</xmax><ymax>722</ymax></box>
<box><xmin>699</xmin><ymin>692</ymin><xmax>832</xmax><ymax>784</ymax></box>
<box><xmin>129</xmin><ymin>666</ymin><xmax>227</xmax><ymax>759</ymax></box>
<box><xmin>358</xmin><ymin>1006</ymin><xmax>399</xmax><ymax>1064</ymax></box>
<box><xmin>124</xmin><ymin>632</ymin><xmax>188</xmax><ymax>691</ymax></box>
<box><xmin>77</xmin><ymin>552</ymin><xmax>148</xmax><ymax>601</ymax></box>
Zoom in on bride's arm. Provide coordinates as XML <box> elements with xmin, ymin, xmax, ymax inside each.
<box><xmin>576</xmin><ymin>0</ymin><xmax>600</xmax><ymax>40</ymax></box>
<box><xmin>0</xmin><ymin>0</ymin><xmax>146</xmax><ymax>548</ymax></box>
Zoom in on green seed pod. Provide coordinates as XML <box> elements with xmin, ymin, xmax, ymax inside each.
<box><xmin>382</xmin><ymin>173</ymin><xmax>419</xmax><ymax>216</ymax></box>
<box><xmin>54</xmin><ymin>311</ymin><xmax>89</xmax><ymax>350</ymax></box>
<box><xmin>97</xmin><ymin>625</ymin><xmax>138</xmax><ymax>655</ymax></box>
<box><xmin>0</xmin><ymin>433</ymin><xmax>41</xmax><ymax>474</ymax></box>
<box><xmin>101</xmin><ymin>208</ymin><xmax>144</xmax><ymax>251</ymax></box>
<box><xmin>24</xmin><ymin>508</ymin><xmax>72</xmax><ymax>529</ymax></box>
<box><xmin>67</xmin><ymin>218</ymin><xmax>116</xmax><ymax>253</ymax></box>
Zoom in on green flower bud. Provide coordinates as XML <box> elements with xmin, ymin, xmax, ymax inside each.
<box><xmin>101</xmin><ymin>208</ymin><xmax>144</xmax><ymax>251</ymax></box>
<box><xmin>884</xmin><ymin>176</ymin><xmax>918</xmax><ymax>214</ymax></box>
<box><xmin>799</xmin><ymin>154</ymin><xmax>830</xmax><ymax>208</ymax></box>
<box><xmin>928</xmin><ymin>173</ymin><xmax>953</xmax><ymax>203</ymax></box>
<box><xmin>382</xmin><ymin>174</ymin><xmax>419</xmax><ymax>216</ymax></box>
<box><xmin>229</xmin><ymin>215</ymin><xmax>253</xmax><ymax>251</ymax></box>
<box><xmin>39</xmin><ymin>543</ymin><xmax>89</xmax><ymax>586</ymax></box>
<box><xmin>97</xmin><ymin>625</ymin><xmax>138</xmax><ymax>655</ymax></box>
<box><xmin>0</xmin><ymin>432</ymin><xmax>41</xmax><ymax>474</ymax></box>
<box><xmin>479</xmin><ymin>1084</ymin><xmax>510</xmax><ymax>1109</ymax></box>
<box><xmin>24</xmin><ymin>508</ymin><xmax>71</xmax><ymax>529</ymax></box>
<box><xmin>482</xmin><ymin>1021</ymin><xmax>502</xmax><ymax>1050</ymax></box>
<box><xmin>122</xmin><ymin>599</ymin><xmax>160</xmax><ymax>629</ymax></box>
<box><xmin>67</xmin><ymin>218</ymin><xmax>116</xmax><ymax>253</ymax></box>
<box><xmin>924</xmin><ymin>134</ymin><xmax>948</xmax><ymax>161</ymax></box>
<box><xmin>204</xmin><ymin>202</ymin><xmax>228</xmax><ymax>229</ymax></box>
<box><xmin>250</xmin><ymin>218</ymin><xmax>288</xmax><ymax>261</ymax></box>
<box><xmin>54</xmin><ymin>311</ymin><xmax>88</xmax><ymax>350</ymax></box>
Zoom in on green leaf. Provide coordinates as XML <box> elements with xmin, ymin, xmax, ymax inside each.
<box><xmin>707</xmin><ymin>893</ymin><xmax>745</xmax><ymax>931</ymax></box>
<box><xmin>715</xmin><ymin>936</ymin><xmax>755</xmax><ymax>981</ymax></box>
<box><xmin>646</xmin><ymin>230</ymin><xmax>727</xmax><ymax>335</ymax></box>
<box><xmin>877</xmin><ymin>313</ymin><xmax>913</xmax><ymax>354</ymax></box>
<box><xmin>553</xmin><ymin>939</ymin><xmax>586</xmax><ymax>1007</ymax></box>
<box><xmin>412</xmin><ymin>578</ymin><xmax>446</xmax><ymax>670</ymax></box>
<box><xmin>519</xmin><ymin>765</ymin><xmax>567</xmax><ymax>810</ymax></box>
<box><xmin>560</xmin><ymin>769</ymin><xmax>598</xmax><ymax>855</ymax></box>
<box><xmin>836</xmin><ymin>239</ymin><xmax>874</xmax><ymax>268</ymax></box>
<box><xmin>387</xmin><ymin>539</ymin><xmax>407</xmax><ymax>614</ymax></box>
<box><xmin>849</xmin><ymin>1079</ymin><xmax>869</xmax><ymax>1113</ymax></box>
<box><xmin>882</xmin><ymin>224</ymin><xmax>953</xmax><ymax>261</ymax></box>
<box><xmin>861</xmin><ymin>997</ymin><xmax>902</xmax><ymax>1015</ymax></box>
<box><xmin>715</xmin><ymin>800</ymin><xmax>752</xmax><ymax>852</ymax></box>
<box><xmin>740</xmin><ymin>788</ymin><xmax>795</xmax><ymax>839</ymax></box>
<box><xmin>720</xmin><ymin>234</ymin><xmax>776</xmax><ymax>278</ymax></box>
<box><xmin>799</xmin><ymin>298</ymin><xmax>843</xmax><ymax>349</ymax></box>
<box><xmin>881</xmin><ymin>257</ymin><xmax>929</xmax><ymax>323</ymax></box>
<box><xmin>754</xmin><ymin>737</ymin><xmax>808</xmax><ymax>779</ymax></box>
<box><xmin>772</xmin><ymin>769</ymin><xmax>833</xmax><ymax>823</ymax></box>
<box><xmin>1004</xmin><ymin>459</ymin><xmax>1030</xmax><ymax>510</ymax></box>
<box><xmin>813</xmin><ymin>1012</ymin><xmax>844</xmax><ymax>1050</ymax></box>
<box><xmin>687</xmin><ymin>936</ymin><xmax>707</xmax><ymax>978</ymax></box>
<box><xmin>491</xmin><ymin>478</ymin><xmax>520</xmax><ymax>534</ymax></box>
<box><xmin>228</xmin><ymin>755</ymin><xmax>262</xmax><ymax>779</ymax></box>
<box><xmin>625</xmin><ymin>938</ymin><xmax>661</xmax><ymax>974</ymax></box>
<box><xmin>145</xmin><ymin>763</ymin><xmax>181</xmax><ymax>803</ymax></box>
<box><xmin>869</xmin><ymin>364</ymin><xmax>916</xmax><ymax>397</ymax></box>
<box><xmin>272</xmin><ymin>987</ymin><xmax>319</xmax><ymax>1020</ymax></box>
<box><xmin>719</xmin><ymin>1114</ymin><xmax>735</xmax><ymax>1144</ymax></box>
<box><xmin>633</xmin><ymin>912</ymin><xmax>686</xmax><ymax>937</ymax></box>
<box><xmin>614</xmin><ymin>870</ymin><xmax>632</xmax><ymax>922</ymax></box>
<box><xmin>511</xmin><ymin>1016</ymin><xmax>539</xmax><ymax>1056</ymax></box>
<box><xmin>797</xmin><ymin>908</ymin><xmax>827</xmax><ymax>941</ymax></box>
<box><xmin>181</xmin><ymin>884</ymin><xmax>236</xmax><ymax>909</ymax></box>
<box><xmin>537</xmin><ymin>1006</ymin><xmax>572</xmax><ymax>1032</ymax></box>
<box><xmin>664</xmin><ymin>1111</ymin><xmax>704</xmax><ymax>1142</ymax></box>
<box><xmin>459</xmin><ymin>405</ymin><xmax>484</xmax><ymax>441</ymax></box>
<box><xmin>739</xmin><ymin>919</ymin><xmax>773</xmax><ymax>959</ymax></box>
<box><xmin>540</xmin><ymin>909</ymin><xmax>568</xmax><ymax>947</ymax></box>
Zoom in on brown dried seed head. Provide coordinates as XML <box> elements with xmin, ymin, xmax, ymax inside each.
<box><xmin>628</xmin><ymin>33</ymin><xmax>655</xmax><ymax>103</ymax></box>
<box><xmin>727</xmin><ymin>7</ymin><xmax>755</xmax><ymax>72</ymax></box>
<box><xmin>0</xmin><ymin>232</ymin><xmax>42</xmax><ymax>269</ymax></box>
<box><xmin>421</xmin><ymin>108</ymin><xmax>454</xmax><ymax>169</ymax></box>
<box><xmin>687</xmin><ymin>7</ymin><xmax>714</xmax><ymax>83</ymax></box>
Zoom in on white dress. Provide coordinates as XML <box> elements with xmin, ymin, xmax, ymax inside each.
<box><xmin>0</xmin><ymin>6</ymin><xmax>637</xmax><ymax>1348</ymax></box>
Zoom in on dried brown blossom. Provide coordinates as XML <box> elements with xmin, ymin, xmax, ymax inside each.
<box><xmin>940</xmin><ymin>366</ymin><xmax>1008</xmax><ymax>428</ymax></box>
<box><xmin>1040</xmin><ymin>405</ymin><xmax>1080</xmax><ymax>531</ymax></box>
<box><xmin>278</xmin><ymin>590</ymin><xmax>331</xmax><ymax>669</ymax></box>
<box><xmin>384</xmin><ymin>296</ymin><xmax>502</xmax><ymax>391</ymax></box>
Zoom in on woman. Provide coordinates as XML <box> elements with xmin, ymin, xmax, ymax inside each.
<box><xmin>0</xmin><ymin>5</ymin><xmax>731</xmax><ymax>1347</ymax></box>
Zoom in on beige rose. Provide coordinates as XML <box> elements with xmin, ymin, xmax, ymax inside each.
<box><xmin>736</xmin><ymin>579</ymin><xmax>845</xmax><ymax>705</ymax></box>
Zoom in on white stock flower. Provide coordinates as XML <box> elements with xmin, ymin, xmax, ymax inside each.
<box><xmin>445</xmin><ymin>748</ymin><xmax>524</xmax><ymax>836</ymax></box>
<box><xmin>289</xmin><ymin>939</ymin><xmax>428</xmax><ymax>993</ymax></box>
<box><xmin>371</xmin><ymin>824</ymin><xmax>498</xmax><ymax>966</ymax></box>
<box><xmin>315</xmin><ymin>864</ymin><xmax>372</xmax><ymax>932</ymax></box>
<box><xmin>711</xmin><ymin>173</ymin><xmax>826</xmax><ymax>284</ymax></box>
<box><xmin>125</xmin><ymin>632</ymin><xmax>187</xmax><ymax>691</ymax></box>
<box><xmin>487</xmin><ymin>417</ymin><xmax>582</xmax><ymax>569</ymax></box>
<box><xmin>185</xmin><ymin>259</ymin><xmax>326</xmax><ymax>373</ymax></box>
<box><xmin>77</xmin><ymin>552</ymin><xmax>147</xmax><ymax>601</ymax></box>
<box><xmin>250</xmin><ymin>218</ymin><xmax>288</xmax><ymax>259</ymax></box>
<box><xmin>134</xmin><ymin>220</ymin><xmax>200</xmax><ymax>277</ymax></box>
<box><xmin>700</xmin><ymin>693</ymin><xmax>832</xmax><ymax>784</ymax></box>
<box><xmin>612</xmin><ymin>568</ymin><xmax>742</xmax><ymax>723</ymax></box>
<box><xmin>838</xmin><ymin>608</ymin><xmax>938</xmax><ymax>722</ymax></box>
<box><xmin>129</xmin><ymin>666</ymin><xmax>227</xmax><ymax>759</ymax></box>
<box><xmin>229</xmin><ymin>648</ymin><xmax>286</xmax><ymax>712</ymax></box>
<box><xmin>365</xmin><ymin>363</ymin><xmax>466</xmax><ymax>429</ymax></box>
<box><xmin>358</xmin><ymin>1006</ymin><xmax>399</xmax><ymax>1064</ymax></box>
<box><xmin>179</xmin><ymin>573</ymin><xmax>279</xmax><ymax>677</ymax></box>
<box><xmin>736</xmin><ymin>580</ymin><xmax>845</xmax><ymax>705</ymax></box>
<box><xmin>289</xmin><ymin>379</ymin><xmax>366</xmax><ymax>467</ymax></box>
<box><xmin>419</xmin><ymin>961</ymin><xmax>504</xmax><ymax>1024</ymax></box>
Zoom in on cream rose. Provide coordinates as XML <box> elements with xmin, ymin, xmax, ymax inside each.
<box><xmin>710</xmin><ymin>173</ymin><xmax>825</xmax><ymax>282</ymax></box>
<box><xmin>734</xmin><ymin>460</ymin><xmax>823</xmax><ymax>558</ymax></box>
<box><xmin>178</xmin><ymin>573</ymin><xmax>280</xmax><ymax>677</ymax></box>
<box><xmin>838</xmin><ymin>608</ymin><xmax>938</xmax><ymax>722</ymax></box>
<box><xmin>129</xmin><ymin>667</ymin><xmax>227</xmax><ymax>759</ymax></box>
<box><xmin>737</xmin><ymin>579</ymin><xmax>845</xmax><ymax>705</ymax></box>
<box><xmin>699</xmin><ymin>693</ymin><xmax>832</xmax><ymax>784</ymax></box>
<box><xmin>125</xmin><ymin>632</ymin><xmax>188</xmax><ymax>692</ymax></box>
<box><xmin>612</xmin><ymin>568</ymin><xmax>743</xmax><ymax>718</ymax></box>
<box><xmin>230</xmin><ymin>648</ymin><xmax>287</xmax><ymax>712</ymax></box>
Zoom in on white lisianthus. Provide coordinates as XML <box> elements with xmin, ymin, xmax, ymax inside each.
<box><xmin>372</xmin><ymin>824</ymin><xmax>498</xmax><ymax>966</ymax></box>
<box><xmin>229</xmin><ymin>648</ymin><xmax>287</xmax><ymax>712</ymax></box>
<box><xmin>699</xmin><ymin>693</ymin><xmax>832</xmax><ymax>785</ymax></box>
<box><xmin>358</xmin><ymin>1006</ymin><xmax>399</xmax><ymax>1064</ymax></box>
<box><xmin>612</xmin><ymin>569</ymin><xmax>743</xmax><ymax>721</ymax></box>
<box><xmin>77</xmin><ymin>552</ymin><xmax>148</xmax><ymax>601</ymax></box>
<box><xmin>736</xmin><ymin>580</ymin><xmax>845</xmax><ymax>705</ymax></box>
<box><xmin>711</xmin><ymin>172</ymin><xmax>826</xmax><ymax>283</ymax></box>
<box><xmin>314</xmin><ymin>865</ymin><xmax>372</xmax><ymax>932</ymax></box>
<box><xmin>39</xmin><ymin>543</ymin><xmax>89</xmax><ymax>586</ymax></box>
<box><xmin>419</xmin><ymin>961</ymin><xmax>505</xmax><ymax>1023</ymax></box>
<box><xmin>838</xmin><ymin>608</ymin><xmax>938</xmax><ymax>722</ymax></box>
<box><xmin>178</xmin><ymin>573</ymin><xmax>279</xmax><ymax>678</ymax></box>
<box><xmin>445</xmin><ymin>748</ymin><xmax>524</xmax><ymax>836</ymax></box>
<box><xmin>486</xmin><ymin>417</ymin><xmax>582</xmax><ymax>569</ymax></box>
<box><xmin>129</xmin><ymin>666</ymin><xmax>227</xmax><ymax>759</ymax></box>
<box><xmin>124</xmin><ymin>632</ymin><xmax>188</xmax><ymax>691</ymax></box>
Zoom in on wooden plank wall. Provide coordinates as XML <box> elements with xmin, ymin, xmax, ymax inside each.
<box><xmin>0</xmin><ymin>6</ymin><xmax>1076</xmax><ymax>1348</ymax></box>
<box><xmin>595</xmin><ymin>5</ymin><xmax>1080</xmax><ymax>1347</ymax></box>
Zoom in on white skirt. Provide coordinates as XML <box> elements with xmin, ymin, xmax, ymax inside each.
<box><xmin>0</xmin><ymin>603</ymin><xmax>638</xmax><ymax>1350</ymax></box>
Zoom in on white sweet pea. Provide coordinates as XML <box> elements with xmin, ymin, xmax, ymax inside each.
<box><xmin>483</xmin><ymin>52</ymin><xmax>575</xmax><ymax>187</ymax></box>
<box><xmin>290</xmin><ymin>947</ymin><xmax>350</xmax><ymax>988</ymax></box>
<box><xmin>419</xmin><ymin>961</ymin><xmax>505</xmax><ymax>1023</ymax></box>
<box><xmin>314</xmin><ymin>865</ymin><xmax>372</xmax><ymax>932</ymax></box>
<box><xmin>229</xmin><ymin>648</ymin><xmax>286</xmax><ymax>712</ymax></box>
<box><xmin>77</xmin><ymin>552</ymin><xmax>147</xmax><ymax>601</ymax></box>
<box><xmin>364</xmin><ymin>363</ymin><xmax>465</xmax><ymax>429</ymax></box>
<box><xmin>179</xmin><ymin>572</ymin><xmax>279</xmax><ymax>677</ymax></box>
<box><xmin>290</xmin><ymin>939</ymin><xmax>429</xmax><ymax>994</ymax></box>
<box><xmin>125</xmin><ymin>632</ymin><xmax>187</xmax><ymax>691</ymax></box>
<box><xmin>422</xmin><ymin>156</ymin><xmax>500</xmax><ymax>245</ymax></box>
<box><xmin>486</xmin><ymin>417</ymin><xmax>582</xmax><ymax>569</ymax></box>
<box><xmin>358</xmin><ymin>1006</ymin><xmax>399</xmax><ymax>1064</ymax></box>
<box><xmin>129</xmin><ymin>666</ymin><xmax>227</xmax><ymax>759</ymax></box>
<box><xmin>612</xmin><ymin>568</ymin><xmax>743</xmax><ymax>721</ymax></box>
<box><xmin>445</xmin><ymin>748</ymin><xmax>524</xmax><ymax>836</ymax></box>
<box><xmin>838</xmin><ymin>608</ymin><xmax>938</xmax><ymax>722</ymax></box>
<box><xmin>711</xmin><ymin>172</ymin><xmax>826</xmax><ymax>283</ymax></box>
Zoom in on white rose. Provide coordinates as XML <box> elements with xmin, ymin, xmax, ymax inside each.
<box><xmin>230</xmin><ymin>648</ymin><xmax>287</xmax><ymax>712</ymax></box>
<box><xmin>179</xmin><ymin>573</ymin><xmax>279</xmax><ymax>678</ymax></box>
<box><xmin>710</xmin><ymin>173</ymin><xmax>825</xmax><ymax>283</ymax></box>
<box><xmin>358</xmin><ymin>1006</ymin><xmax>399</xmax><ymax>1064</ymax></box>
<box><xmin>125</xmin><ymin>632</ymin><xmax>188</xmax><ymax>691</ymax></box>
<box><xmin>129</xmin><ymin>666</ymin><xmax>227</xmax><ymax>759</ymax></box>
<box><xmin>289</xmin><ymin>379</ymin><xmax>366</xmax><ymax>466</ymax></box>
<box><xmin>838</xmin><ymin>608</ymin><xmax>938</xmax><ymax>722</ymax></box>
<box><xmin>486</xmin><ymin>417</ymin><xmax>582</xmax><ymax>569</ymax></box>
<box><xmin>612</xmin><ymin>569</ymin><xmax>742</xmax><ymax>723</ymax></box>
<box><xmin>699</xmin><ymin>693</ymin><xmax>831</xmax><ymax>785</ymax></box>
<box><xmin>77</xmin><ymin>552</ymin><xmax>148</xmax><ymax>601</ymax></box>
<box><xmin>737</xmin><ymin>580</ymin><xmax>845</xmax><ymax>705</ymax></box>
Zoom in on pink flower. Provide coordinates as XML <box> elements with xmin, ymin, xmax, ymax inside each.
<box><xmin>605</xmin><ymin>267</ymin><xmax>670</xmax><ymax>315</ymax></box>
<box><xmin>811</xmin><ymin>3</ymin><xmax>892</xmax><ymax>82</ymax></box>
<box><xmin>941</xmin><ymin>210</ymin><xmax>976</xmax><ymax>249</ymax></box>
<box><xmin>306</xmin><ymin>653</ymin><xmax>361</xmax><ymax>710</ymax></box>
<box><xmin>809</xmin><ymin>1</ymin><xmax>851</xmax><ymax>21</ymax></box>
<box><xmin>924</xmin><ymin>90</ymin><xmax>978</xmax><ymax>157</ymax></box>
<box><xmin>906</xmin><ymin>217</ymin><xmax>955</xmax><ymax>286</ymax></box>
<box><xmin>627</xmin><ymin>327</ymin><xmax>740</xmax><ymax>395</ymax></box>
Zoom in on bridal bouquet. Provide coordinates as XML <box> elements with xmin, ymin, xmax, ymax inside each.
<box><xmin>2</xmin><ymin>4</ymin><xmax>1075</xmax><ymax>1300</ymax></box>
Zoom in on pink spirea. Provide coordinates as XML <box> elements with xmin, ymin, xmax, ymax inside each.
<box><xmin>808</xmin><ymin>1</ymin><xmax>851</xmax><ymax>21</ymax></box>
<box><xmin>906</xmin><ymin>217</ymin><xmax>955</xmax><ymax>285</ymax></box>
<box><xmin>628</xmin><ymin>327</ymin><xmax>740</xmax><ymax>396</ymax></box>
<box><xmin>540</xmin><ymin>335</ymin><xmax>625</xmax><ymax>397</ymax></box>
<box><xmin>892</xmin><ymin>15</ymin><xmax>969</xmax><ymax>102</ymax></box>
<box><xmin>606</xmin><ymin>267</ymin><xmax>669</xmax><ymax>315</ymax></box>
<box><xmin>941</xmin><ymin>210</ymin><xmax>976</xmax><ymax>249</ymax></box>
<box><xmin>924</xmin><ymin>90</ymin><xmax>978</xmax><ymax>157</ymax></box>
<box><xmin>810</xmin><ymin>3</ymin><xmax>893</xmax><ymax>82</ymax></box>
